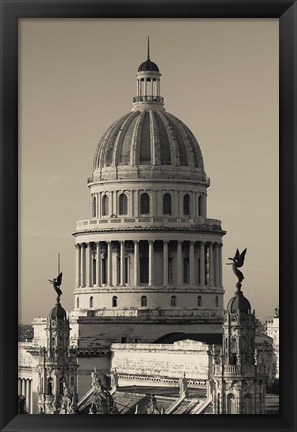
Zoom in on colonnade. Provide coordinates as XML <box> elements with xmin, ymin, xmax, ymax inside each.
<box><xmin>18</xmin><ymin>378</ymin><xmax>32</xmax><ymax>413</ymax></box>
<box><xmin>137</xmin><ymin>77</ymin><xmax>160</xmax><ymax>98</ymax></box>
<box><xmin>75</xmin><ymin>240</ymin><xmax>222</xmax><ymax>289</ymax></box>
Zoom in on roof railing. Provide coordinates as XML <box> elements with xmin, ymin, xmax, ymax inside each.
<box><xmin>133</xmin><ymin>96</ymin><xmax>164</xmax><ymax>103</ymax></box>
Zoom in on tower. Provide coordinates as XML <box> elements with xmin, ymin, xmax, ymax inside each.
<box><xmin>71</xmin><ymin>42</ymin><xmax>226</xmax><ymax>340</ymax></box>
<box><xmin>37</xmin><ymin>298</ymin><xmax>78</xmax><ymax>414</ymax></box>
<box><xmin>211</xmin><ymin>280</ymin><xmax>267</xmax><ymax>414</ymax></box>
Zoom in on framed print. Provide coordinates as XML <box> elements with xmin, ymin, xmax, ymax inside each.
<box><xmin>0</xmin><ymin>1</ymin><xmax>296</xmax><ymax>432</ymax></box>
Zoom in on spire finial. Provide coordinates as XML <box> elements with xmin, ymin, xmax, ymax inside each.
<box><xmin>147</xmin><ymin>36</ymin><xmax>150</xmax><ymax>60</ymax></box>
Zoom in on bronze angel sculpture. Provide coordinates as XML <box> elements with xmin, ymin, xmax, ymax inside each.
<box><xmin>227</xmin><ymin>248</ymin><xmax>247</xmax><ymax>283</ymax></box>
<box><xmin>48</xmin><ymin>272</ymin><xmax>63</xmax><ymax>301</ymax></box>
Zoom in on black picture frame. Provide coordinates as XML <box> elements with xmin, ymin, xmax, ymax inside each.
<box><xmin>0</xmin><ymin>1</ymin><xmax>296</xmax><ymax>431</ymax></box>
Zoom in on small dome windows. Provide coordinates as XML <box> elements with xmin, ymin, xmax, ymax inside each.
<box><xmin>171</xmin><ymin>295</ymin><xmax>177</xmax><ymax>307</ymax></box>
<box><xmin>183</xmin><ymin>194</ymin><xmax>190</xmax><ymax>216</ymax></box>
<box><xmin>163</xmin><ymin>193</ymin><xmax>172</xmax><ymax>215</ymax></box>
<box><xmin>140</xmin><ymin>193</ymin><xmax>150</xmax><ymax>215</ymax></box>
<box><xmin>112</xmin><ymin>296</ymin><xmax>118</xmax><ymax>307</ymax></box>
<box><xmin>119</xmin><ymin>193</ymin><xmax>128</xmax><ymax>215</ymax></box>
<box><xmin>141</xmin><ymin>296</ymin><xmax>147</xmax><ymax>307</ymax></box>
<box><xmin>92</xmin><ymin>196</ymin><xmax>97</xmax><ymax>218</ymax></box>
<box><xmin>102</xmin><ymin>195</ymin><xmax>109</xmax><ymax>216</ymax></box>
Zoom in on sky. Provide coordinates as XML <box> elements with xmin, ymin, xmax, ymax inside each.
<box><xmin>19</xmin><ymin>18</ymin><xmax>279</xmax><ymax>324</ymax></box>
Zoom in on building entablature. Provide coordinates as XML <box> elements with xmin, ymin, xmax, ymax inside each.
<box><xmin>88</xmin><ymin>169</ymin><xmax>209</xmax><ymax>184</ymax></box>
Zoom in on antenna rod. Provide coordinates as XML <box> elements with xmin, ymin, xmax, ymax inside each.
<box><xmin>58</xmin><ymin>253</ymin><xmax>60</xmax><ymax>274</ymax></box>
<box><xmin>147</xmin><ymin>36</ymin><xmax>150</xmax><ymax>60</ymax></box>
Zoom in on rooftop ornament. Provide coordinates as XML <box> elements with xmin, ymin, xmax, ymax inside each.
<box><xmin>48</xmin><ymin>253</ymin><xmax>63</xmax><ymax>303</ymax></box>
<box><xmin>227</xmin><ymin>248</ymin><xmax>247</xmax><ymax>291</ymax></box>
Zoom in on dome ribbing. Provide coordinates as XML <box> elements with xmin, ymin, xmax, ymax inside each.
<box><xmin>93</xmin><ymin>110</ymin><xmax>204</xmax><ymax>171</ymax></box>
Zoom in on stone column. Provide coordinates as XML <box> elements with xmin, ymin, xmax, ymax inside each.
<box><xmin>75</xmin><ymin>244</ymin><xmax>80</xmax><ymax>288</ymax></box>
<box><xmin>163</xmin><ymin>240</ymin><xmax>169</xmax><ymax>286</ymax></box>
<box><xmin>219</xmin><ymin>243</ymin><xmax>223</xmax><ymax>287</ymax></box>
<box><xmin>199</xmin><ymin>241</ymin><xmax>205</xmax><ymax>286</ymax></box>
<box><xmin>209</xmin><ymin>243</ymin><xmax>214</xmax><ymax>287</ymax></box>
<box><xmin>23</xmin><ymin>379</ymin><xmax>28</xmax><ymax>402</ymax></box>
<box><xmin>29</xmin><ymin>380</ymin><xmax>32</xmax><ymax>413</ymax></box>
<box><xmin>190</xmin><ymin>241</ymin><xmax>195</xmax><ymax>285</ymax></box>
<box><xmin>107</xmin><ymin>241</ymin><xmax>112</xmax><ymax>286</ymax></box>
<box><xmin>18</xmin><ymin>378</ymin><xmax>21</xmax><ymax>395</ymax></box>
<box><xmin>120</xmin><ymin>241</ymin><xmax>125</xmax><ymax>286</ymax></box>
<box><xmin>177</xmin><ymin>240</ymin><xmax>183</xmax><ymax>285</ymax></box>
<box><xmin>213</xmin><ymin>243</ymin><xmax>218</xmax><ymax>287</ymax></box>
<box><xmin>27</xmin><ymin>380</ymin><xmax>31</xmax><ymax>413</ymax></box>
<box><xmin>96</xmin><ymin>242</ymin><xmax>102</xmax><ymax>287</ymax></box>
<box><xmin>80</xmin><ymin>244</ymin><xmax>85</xmax><ymax>287</ymax></box>
<box><xmin>86</xmin><ymin>243</ymin><xmax>92</xmax><ymax>287</ymax></box>
<box><xmin>134</xmin><ymin>240</ymin><xmax>139</xmax><ymax>286</ymax></box>
<box><xmin>148</xmin><ymin>240</ymin><xmax>154</xmax><ymax>286</ymax></box>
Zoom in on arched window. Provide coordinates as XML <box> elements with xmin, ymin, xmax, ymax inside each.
<box><xmin>215</xmin><ymin>296</ymin><xmax>219</xmax><ymax>307</ymax></box>
<box><xmin>198</xmin><ymin>195</ymin><xmax>202</xmax><ymax>216</ymax></box>
<box><xmin>119</xmin><ymin>193</ymin><xmax>128</xmax><ymax>215</ymax></box>
<box><xmin>76</xmin><ymin>297</ymin><xmax>79</xmax><ymax>309</ymax></box>
<box><xmin>89</xmin><ymin>296</ymin><xmax>93</xmax><ymax>308</ymax></box>
<box><xmin>140</xmin><ymin>193</ymin><xmax>150</xmax><ymax>214</ymax></box>
<box><xmin>102</xmin><ymin>194</ymin><xmax>109</xmax><ymax>216</ymax></box>
<box><xmin>141</xmin><ymin>296</ymin><xmax>147</xmax><ymax>307</ymax></box>
<box><xmin>171</xmin><ymin>295</ymin><xmax>177</xmax><ymax>307</ymax></box>
<box><xmin>112</xmin><ymin>296</ymin><xmax>118</xmax><ymax>307</ymax></box>
<box><xmin>47</xmin><ymin>378</ymin><xmax>53</xmax><ymax>395</ymax></box>
<box><xmin>183</xmin><ymin>194</ymin><xmax>190</xmax><ymax>215</ymax></box>
<box><xmin>244</xmin><ymin>394</ymin><xmax>252</xmax><ymax>414</ymax></box>
<box><xmin>227</xmin><ymin>394</ymin><xmax>236</xmax><ymax>414</ymax></box>
<box><xmin>92</xmin><ymin>195</ymin><xmax>97</xmax><ymax>218</ymax></box>
<box><xmin>163</xmin><ymin>193</ymin><xmax>172</xmax><ymax>215</ymax></box>
<box><xmin>197</xmin><ymin>295</ymin><xmax>202</xmax><ymax>307</ymax></box>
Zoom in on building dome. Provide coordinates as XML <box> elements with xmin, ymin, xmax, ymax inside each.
<box><xmin>49</xmin><ymin>302</ymin><xmax>67</xmax><ymax>320</ymax></box>
<box><xmin>138</xmin><ymin>59</ymin><xmax>159</xmax><ymax>72</ymax></box>
<box><xmin>93</xmin><ymin>110</ymin><xmax>204</xmax><ymax>172</ymax></box>
<box><xmin>227</xmin><ymin>290</ymin><xmax>251</xmax><ymax>313</ymax></box>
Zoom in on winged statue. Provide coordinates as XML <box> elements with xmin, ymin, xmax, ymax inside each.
<box><xmin>48</xmin><ymin>272</ymin><xmax>63</xmax><ymax>301</ymax></box>
<box><xmin>227</xmin><ymin>248</ymin><xmax>247</xmax><ymax>283</ymax></box>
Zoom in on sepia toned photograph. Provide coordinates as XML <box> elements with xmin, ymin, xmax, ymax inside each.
<box><xmin>18</xmin><ymin>18</ymin><xmax>279</xmax><ymax>415</ymax></box>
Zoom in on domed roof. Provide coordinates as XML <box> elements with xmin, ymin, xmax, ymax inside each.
<box><xmin>138</xmin><ymin>59</ymin><xmax>159</xmax><ymax>72</ymax></box>
<box><xmin>93</xmin><ymin>110</ymin><xmax>205</xmax><ymax>173</ymax></box>
<box><xmin>49</xmin><ymin>302</ymin><xmax>67</xmax><ymax>320</ymax></box>
<box><xmin>227</xmin><ymin>290</ymin><xmax>251</xmax><ymax>313</ymax></box>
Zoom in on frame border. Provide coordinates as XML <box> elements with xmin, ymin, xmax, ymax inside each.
<box><xmin>1</xmin><ymin>1</ymin><xmax>296</xmax><ymax>431</ymax></box>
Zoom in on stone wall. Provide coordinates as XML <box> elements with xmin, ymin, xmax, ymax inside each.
<box><xmin>111</xmin><ymin>339</ymin><xmax>210</xmax><ymax>380</ymax></box>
